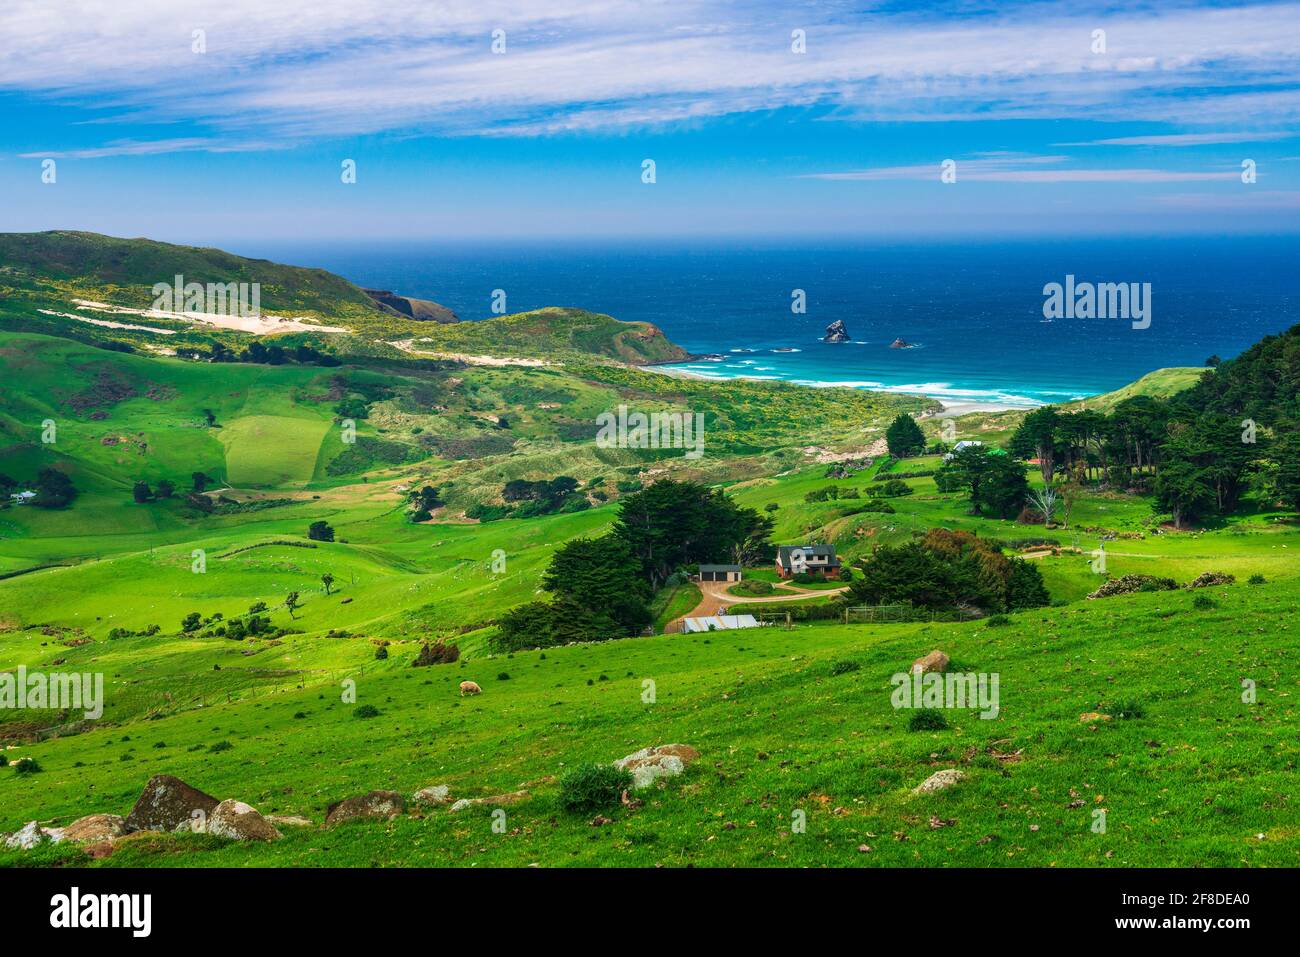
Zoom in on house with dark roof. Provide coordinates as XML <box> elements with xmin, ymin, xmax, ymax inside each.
<box><xmin>697</xmin><ymin>563</ymin><xmax>742</xmax><ymax>583</ymax></box>
<box><xmin>775</xmin><ymin>544</ymin><xmax>841</xmax><ymax>579</ymax></box>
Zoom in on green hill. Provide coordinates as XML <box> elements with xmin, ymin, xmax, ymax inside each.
<box><xmin>0</xmin><ymin>230</ymin><xmax>379</xmax><ymax>315</ymax></box>
<box><xmin>1080</xmin><ymin>367</ymin><xmax>1207</xmax><ymax>413</ymax></box>
<box><xmin>0</xmin><ymin>231</ymin><xmax>693</xmax><ymax>367</ymax></box>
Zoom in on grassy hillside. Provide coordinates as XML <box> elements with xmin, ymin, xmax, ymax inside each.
<box><xmin>0</xmin><ymin>232</ymin><xmax>693</xmax><ymax>367</ymax></box>
<box><xmin>397</xmin><ymin>307</ymin><xmax>691</xmax><ymax>364</ymax></box>
<box><xmin>1081</xmin><ymin>367</ymin><xmax>1207</xmax><ymax>413</ymax></box>
<box><xmin>0</xmin><ymin>230</ymin><xmax>379</xmax><ymax>315</ymax></box>
<box><xmin>2</xmin><ymin>574</ymin><xmax>1295</xmax><ymax>868</ymax></box>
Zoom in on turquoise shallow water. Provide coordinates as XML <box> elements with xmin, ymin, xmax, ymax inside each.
<box><xmin>238</xmin><ymin>237</ymin><xmax>1299</xmax><ymax>407</ymax></box>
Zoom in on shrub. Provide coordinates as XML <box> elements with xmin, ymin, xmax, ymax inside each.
<box><xmin>208</xmin><ymin>740</ymin><xmax>233</xmax><ymax>753</ymax></box>
<box><xmin>1086</xmin><ymin>575</ymin><xmax>1178</xmax><ymax>600</ymax></box>
<box><xmin>873</xmin><ymin>469</ymin><xmax>935</xmax><ymax>481</ymax></box>
<box><xmin>1248</xmin><ymin>574</ymin><xmax>1266</xmax><ymax>585</ymax></box>
<box><xmin>1185</xmin><ymin>571</ymin><xmax>1235</xmax><ymax>589</ymax></box>
<box><xmin>353</xmin><ymin>704</ymin><xmax>381</xmax><ymax>719</ymax></box>
<box><xmin>1192</xmin><ymin>594</ymin><xmax>1217</xmax><ymax>610</ymax></box>
<box><xmin>374</xmin><ymin>645</ymin><xmax>389</xmax><ymax>660</ymax></box>
<box><xmin>13</xmin><ymin>758</ymin><xmax>41</xmax><ymax>775</ymax></box>
<box><xmin>908</xmin><ymin>709</ymin><xmax>949</xmax><ymax>732</ymax></box>
<box><xmin>412</xmin><ymin>641</ymin><xmax>460</xmax><ymax>666</ymax></box>
<box><xmin>828</xmin><ymin>660</ymin><xmax>860</xmax><ymax>676</ymax></box>
<box><xmin>558</xmin><ymin>762</ymin><xmax>633</xmax><ymax>813</ymax></box>
<box><xmin>985</xmin><ymin>614</ymin><xmax>1011</xmax><ymax>627</ymax></box>
<box><xmin>307</xmin><ymin>520</ymin><xmax>335</xmax><ymax>542</ymax></box>
<box><xmin>497</xmin><ymin>672</ymin><xmax>510</xmax><ymax>681</ymax></box>
<box><xmin>874</xmin><ymin>479</ymin><xmax>915</xmax><ymax>498</ymax></box>
<box><xmin>1102</xmin><ymin>700</ymin><xmax>1146</xmax><ymax>720</ymax></box>
<box><xmin>856</xmin><ymin>499</ymin><xmax>895</xmax><ymax>513</ymax></box>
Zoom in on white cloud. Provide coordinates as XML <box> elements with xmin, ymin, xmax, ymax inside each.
<box><xmin>2</xmin><ymin>0</ymin><xmax>1299</xmax><ymax>145</ymax></box>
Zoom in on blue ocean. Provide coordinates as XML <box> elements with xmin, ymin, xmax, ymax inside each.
<box><xmin>236</xmin><ymin>238</ymin><xmax>1298</xmax><ymax>410</ymax></box>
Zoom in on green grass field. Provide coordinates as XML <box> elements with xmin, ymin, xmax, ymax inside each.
<box><xmin>1</xmin><ymin>318</ymin><xmax>1298</xmax><ymax>869</ymax></box>
<box><xmin>3</xmin><ymin>577</ymin><xmax>1295</xmax><ymax>868</ymax></box>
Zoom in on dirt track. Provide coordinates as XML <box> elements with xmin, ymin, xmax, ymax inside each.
<box><xmin>669</xmin><ymin>579</ymin><xmax>849</xmax><ymax>632</ymax></box>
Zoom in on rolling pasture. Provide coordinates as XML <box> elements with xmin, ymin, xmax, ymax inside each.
<box><xmin>1</xmin><ymin>329</ymin><xmax>1297</xmax><ymax>867</ymax></box>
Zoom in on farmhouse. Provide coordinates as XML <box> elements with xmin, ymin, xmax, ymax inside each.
<box><xmin>697</xmin><ymin>563</ymin><xmax>742</xmax><ymax>583</ymax></box>
<box><xmin>775</xmin><ymin>544</ymin><xmax>841</xmax><ymax>579</ymax></box>
<box><xmin>9</xmin><ymin>490</ymin><xmax>36</xmax><ymax>505</ymax></box>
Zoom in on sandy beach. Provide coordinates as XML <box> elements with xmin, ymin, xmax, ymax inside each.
<box><xmin>644</xmin><ymin>363</ymin><xmax>1033</xmax><ymax>416</ymax></box>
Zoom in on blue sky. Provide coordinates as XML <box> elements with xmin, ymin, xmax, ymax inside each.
<box><xmin>1</xmin><ymin>0</ymin><xmax>1298</xmax><ymax>241</ymax></box>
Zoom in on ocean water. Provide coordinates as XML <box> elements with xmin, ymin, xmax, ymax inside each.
<box><xmin>237</xmin><ymin>238</ymin><xmax>1299</xmax><ymax>408</ymax></box>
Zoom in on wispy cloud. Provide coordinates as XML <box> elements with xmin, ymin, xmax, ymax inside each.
<box><xmin>18</xmin><ymin>137</ymin><xmax>275</xmax><ymax>159</ymax></box>
<box><xmin>804</xmin><ymin>155</ymin><xmax>1243</xmax><ymax>184</ymax></box>
<box><xmin>2</xmin><ymin>0</ymin><xmax>1299</xmax><ymax>147</ymax></box>
<box><xmin>1058</xmin><ymin>132</ymin><xmax>1297</xmax><ymax>147</ymax></box>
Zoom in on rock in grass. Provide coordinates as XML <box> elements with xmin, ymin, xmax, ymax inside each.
<box><xmin>207</xmin><ymin>800</ymin><xmax>282</xmax><ymax>842</ymax></box>
<box><xmin>124</xmin><ymin>774</ymin><xmax>219</xmax><ymax>833</ymax></box>
<box><xmin>325</xmin><ymin>790</ymin><xmax>405</xmax><ymax>826</ymax></box>
<box><xmin>4</xmin><ymin>821</ymin><xmax>53</xmax><ymax>850</ymax></box>
<box><xmin>1078</xmin><ymin>712</ymin><xmax>1112</xmax><ymax>723</ymax></box>
<box><xmin>412</xmin><ymin>784</ymin><xmax>452</xmax><ymax>806</ymax></box>
<box><xmin>448</xmin><ymin>790</ymin><xmax>529</xmax><ymax>813</ymax></box>
<box><xmin>614</xmin><ymin>744</ymin><xmax>699</xmax><ymax>790</ymax></box>
<box><xmin>912</xmin><ymin>769</ymin><xmax>965</xmax><ymax>795</ymax></box>
<box><xmin>265</xmin><ymin>814</ymin><xmax>314</xmax><ymax>828</ymax></box>
<box><xmin>60</xmin><ymin>814</ymin><xmax>126</xmax><ymax>844</ymax></box>
<box><xmin>911</xmin><ymin>651</ymin><xmax>950</xmax><ymax>675</ymax></box>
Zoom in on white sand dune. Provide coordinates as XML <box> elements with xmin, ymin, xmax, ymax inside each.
<box><xmin>69</xmin><ymin>299</ymin><xmax>346</xmax><ymax>336</ymax></box>
<box><xmin>390</xmin><ymin>338</ymin><xmax>555</xmax><ymax>367</ymax></box>
<box><xmin>38</xmin><ymin>309</ymin><xmax>177</xmax><ymax>335</ymax></box>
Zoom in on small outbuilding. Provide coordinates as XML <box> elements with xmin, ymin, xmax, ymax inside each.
<box><xmin>697</xmin><ymin>564</ymin><xmax>742</xmax><ymax>583</ymax></box>
<box><xmin>682</xmin><ymin>614</ymin><xmax>760</xmax><ymax>632</ymax></box>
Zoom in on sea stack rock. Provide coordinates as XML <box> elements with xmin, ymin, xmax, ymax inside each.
<box><xmin>889</xmin><ymin>337</ymin><xmax>914</xmax><ymax>349</ymax></box>
<box><xmin>823</xmin><ymin>320</ymin><xmax>851</xmax><ymax>343</ymax></box>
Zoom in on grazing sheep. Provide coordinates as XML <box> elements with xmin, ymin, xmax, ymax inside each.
<box><xmin>459</xmin><ymin>681</ymin><xmax>482</xmax><ymax>697</ymax></box>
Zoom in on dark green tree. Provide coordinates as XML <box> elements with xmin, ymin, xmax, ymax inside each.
<box><xmin>541</xmin><ymin>536</ymin><xmax>651</xmax><ymax>636</ymax></box>
<box><xmin>1276</xmin><ymin>431</ymin><xmax>1300</xmax><ymax>514</ymax></box>
<box><xmin>614</xmin><ymin>480</ymin><xmax>771</xmax><ymax>588</ymax></box>
<box><xmin>884</xmin><ymin>414</ymin><xmax>926</xmax><ymax>458</ymax></box>
<box><xmin>1008</xmin><ymin>407</ymin><xmax>1063</xmax><ymax>484</ymax></box>
<box><xmin>31</xmin><ymin>468</ymin><xmax>77</xmax><ymax>508</ymax></box>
